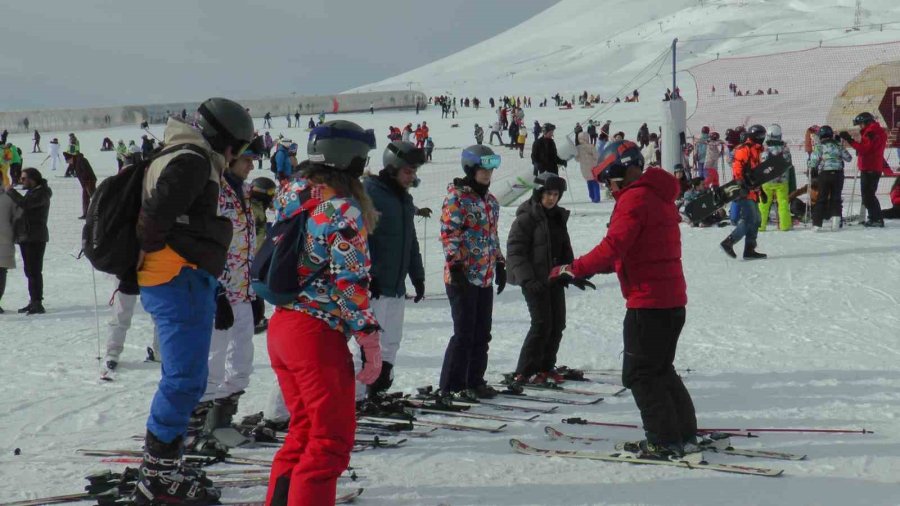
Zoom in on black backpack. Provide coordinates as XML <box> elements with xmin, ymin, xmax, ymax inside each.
<box><xmin>81</xmin><ymin>143</ymin><xmax>208</xmax><ymax>277</ymax></box>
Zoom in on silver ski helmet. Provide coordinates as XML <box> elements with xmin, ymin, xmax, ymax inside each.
<box><xmin>307</xmin><ymin>120</ymin><xmax>376</xmax><ymax>174</ymax></box>
<box><xmin>383</xmin><ymin>141</ymin><xmax>426</xmax><ymax>173</ymax></box>
<box><xmin>197</xmin><ymin>98</ymin><xmax>254</xmax><ymax>155</ymax></box>
<box><xmin>766</xmin><ymin>124</ymin><xmax>783</xmax><ymax>142</ymax></box>
<box><xmin>461</xmin><ymin>144</ymin><xmax>501</xmax><ymax>178</ymax></box>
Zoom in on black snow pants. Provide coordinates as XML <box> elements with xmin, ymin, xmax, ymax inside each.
<box><xmin>860</xmin><ymin>171</ymin><xmax>882</xmax><ymax>222</ymax></box>
<box><xmin>812</xmin><ymin>170</ymin><xmax>844</xmax><ymax>226</ymax></box>
<box><xmin>622</xmin><ymin>307</ymin><xmax>696</xmax><ymax>445</ymax></box>
<box><xmin>515</xmin><ymin>284</ymin><xmax>566</xmax><ymax>377</ymax></box>
<box><xmin>439</xmin><ymin>282</ymin><xmax>493</xmax><ymax>392</ymax></box>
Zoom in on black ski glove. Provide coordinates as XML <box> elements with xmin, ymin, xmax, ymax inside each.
<box><xmin>449</xmin><ymin>263</ymin><xmax>468</xmax><ymax>287</ymax></box>
<box><xmin>412</xmin><ymin>278</ymin><xmax>425</xmax><ymax>303</ymax></box>
<box><xmin>214</xmin><ymin>287</ymin><xmax>234</xmax><ymax>331</ymax></box>
<box><xmin>415</xmin><ymin>207</ymin><xmax>433</xmax><ymax>218</ymax></box>
<box><xmin>495</xmin><ymin>263</ymin><xmax>507</xmax><ymax>295</ymax></box>
<box><xmin>570</xmin><ymin>278</ymin><xmax>597</xmax><ymax>291</ymax></box>
<box><xmin>369</xmin><ymin>276</ymin><xmax>382</xmax><ymax>300</ymax></box>
<box><xmin>251</xmin><ymin>296</ymin><xmax>265</xmax><ymax>327</ymax></box>
<box><xmin>838</xmin><ymin>131</ymin><xmax>853</xmax><ymax>143</ymax></box>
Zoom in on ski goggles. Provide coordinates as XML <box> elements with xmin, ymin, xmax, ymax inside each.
<box><xmin>308</xmin><ymin>125</ymin><xmax>377</xmax><ymax>149</ymax></box>
<box><xmin>462</xmin><ymin>151</ymin><xmax>502</xmax><ymax>170</ymax></box>
<box><xmin>387</xmin><ymin>143</ymin><xmax>427</xmax><ymax>167</ymax></box>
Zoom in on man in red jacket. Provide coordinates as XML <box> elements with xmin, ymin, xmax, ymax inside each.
<box><xmin>550</xmin><ymin>140</ymin><xmax>696</xmax><ymax>459</ymax></box>
<box><xmin>839</xmin><ymin>112</ymin><xmax>887</xmax><ymax>227</ymax></box>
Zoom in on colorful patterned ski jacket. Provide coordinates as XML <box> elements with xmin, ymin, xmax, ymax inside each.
<box><xmin>274</xmin><ymin>177</ymin><xmax>377</xmax><ymax>339</ymax></box>
<box><xmin>440</xmin><ymin>178</ymin><xmax>505</xmax><ymax>287</ymax></box>
<box><xmin>218</xmin><ymin>174</ymin><xmax>256</xmax><ymax>304</ymax></box>
<box><xmin>807</xmin><ymin>139</ymin><xmax>851</xmax><ymax>173</ymax></box>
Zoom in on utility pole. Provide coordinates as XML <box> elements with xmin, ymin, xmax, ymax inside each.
<box><xmin>853</xmin><ymin>0</ymin><xmax>862</xmax><ymax>31</ymax></box>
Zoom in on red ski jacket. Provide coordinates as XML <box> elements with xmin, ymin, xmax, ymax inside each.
<box><xmin>891</xmin><ymin>185</ymin><xmax>900</xmax><ymax>207</ymax></box>
<box><xmin>570</xmin><ymin>168</ymin><xmax>687</xmax><ymax>309</ymax></box>
<box><xmin>850</xmin><ymin>122</ymin><xmax>887</xmax><ymax>172</ymax></box>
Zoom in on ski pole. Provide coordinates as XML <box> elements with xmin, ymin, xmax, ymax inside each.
<box><xmin>562</xmin><ymin>417</ymin><xmax>872</xmax><ymax>435</ymax></box>
<box><xmin>847</xmin><ymin>166</ymin><xmax>859</xmax><ymax>223</ymax></box>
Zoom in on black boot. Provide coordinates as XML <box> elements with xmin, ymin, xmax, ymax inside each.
<box><xmin>743</xmin><ymin>242</ymin><xmax>767</xmax><ymax>260</ymax></box>
<box><xmin>132</xmin><ymin>430</ymin><xmax>221</xmax><ymax>505</ymax></box>
<box><xmin>17</xmin><ymin>302</ymin><xmax>32</xmax><ymax>314</ymax></box>
<box><xmin>367</xmin><ymin>362</ymin><xmax>394</xmax><ymax>400</ymax></box>
<box><xmin>184</xmin><ymin>401</ymin><xmax>227</xmax><ymax>456</ymax></box>
<box><xmin>27</xmin><ymin>302</ymin><xmax>45</xmax><ymax>315</ymax></box>
<box><xmin>720</xmin><ymin>237</ymin><xmax>737</xmax><ymax>258</ymax></box>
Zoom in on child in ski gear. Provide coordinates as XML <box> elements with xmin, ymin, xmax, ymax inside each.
<box><xmin>266</xmin><ymin>120</ymin><xmax>381</xmax><ymax>506</ymax></box>
<box><xmin>133</xmin><ymin>98</ymin><xmax>254</xmax><ymax>504</ymax></box>
<box><xmin>575</xmin><ymin>132</ymin><xmax>600</xmax><ymax>202</ymax></box>
<box><xmin>439</xmin><ymin>145</ymin><xmax>505</xmax><ymax>400</ymax></box>
<box><xmin>721</xmin><ymin>124</ymin><xmax>767</xmax><ymax>260</ymax></box>
<box><xmin>808</xmin><ymin>125</ymin><xmax>851</xmax><ymax>230</ymax></box>
<box><xmin>550</xmin><ymin>140</ymin><xmax>696</xmax><ymax>458</ymax></box>
<box><xmin>507</xmin><ymin>173</ymin><xmax>576</xmax><ymax>385</ymax></box>
<box><xmin>357</xmin><ymin>140</ymin><xmax>427</xmax><ymax>402</ymax></box>
<box><xmin>757</xmin><ymin>124</ymin><xmax>793</xmax><ymax>232</ymax></box>
<box><xmin>841</xmin><ymin>112</ymin><xmax>887</xmax><ymax>227</ymax></box>
<box><xmin>6</xmin><ymin>168</ymin><xmax>51</xmax><ymax>315</ymax></box>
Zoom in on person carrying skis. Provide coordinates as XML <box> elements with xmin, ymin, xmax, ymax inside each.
<box><xmin>133</xmin><ymin>98</ymin><xmax>254</xmax><ymax>504</ymax></box>
<box><xmin>720</xmin><ymin>124</ymin><xmax>767</xmax><ymax>260</ymax></box>
<box><xmin>438</xmin><ymin>145</ymin><xmax>505</xmax><ymax>401</ymax></box>
<box><xmin>549</xmin><ymin>140</ymin><xmax>697</xmax><ymax>459</ymax></box>
<box><xmin>757</xmin><ymin>124</ymin><xmax>793</xmax><ymax>232</ymax></box>
<box><xmin>808</xmin><ymin>125</ymin><xmax>851</xmax><ymax>231</ymax></box>
<box><xmin>359</xmin><ymin>141</ymin><xmax>426</xmax><ymax>402</ymax></box>
<box><xmin>531</xmin><ymin>123</ymin><xmax>566</xmax><ymax>176</ymax></box>
<box><xmin>265</xmin><ymin>120</ymin><xmax>381</xmax><ymax>505</ymax></box>
<box><xmin>839</xmin><ymin>112</ymin><xmax>888</xmax><ymax>227</ymax></box>
<box><xmin>507</xmin><ymin>173</ymin><xmax>584</xmax><ymax>385</ymax></box>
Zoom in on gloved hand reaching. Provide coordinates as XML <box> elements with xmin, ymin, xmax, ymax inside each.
<box><xmin>214</xmin><ymin>287</ymin><xmax>234</xmax><ymax>330</ymax></box>
<box><xmin>570</xmin><ymin>278</ymin><xmax>596</xmax><ymax>291</ymax></box>
<box><xmin>838</xmin><ymin>131</ymin><xmax>853</xmax><ymax>143</ymax></box>
<box><xmin>548</xmin><ymin>264</ymin><xmax>576</xmax><ymax>285</ymax></box>
<box><xmin>369</xmin><ymin>276</ymin><xmax>382</xmax><ymax>300</ymax></box>
<box><xmin>355</xmin><ymin>330</ymin><xmax>383</xmax><ymax>385</ymax></box>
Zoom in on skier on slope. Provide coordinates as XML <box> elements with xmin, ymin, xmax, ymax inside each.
<box><xmin>720</xmin><ymin>124</ymin><xmax>767</xmax><ymax>260</ymax></box>
<box><xmin>132</xmin><ymin>98</ymin><xmax>254</xmax><ymax>504</ymax></box>
<box><xmin>265</xmin><ymin>120</ymin><xmax>381</xmax><ymax>505</ymax></box>
<box><xmin>438</xmin><ymin>145</ymin><xmax>505</xmax><ymax>401</ymax></box>
<box><xmin>507</xmin><ymin>173</ymin><xmax>589</xmax><ymax>386</ymax></box>
<box><xmin>839</xmin><ymin>112</ymin><xmax>888</xmax><ymax>227</ymax></box>
<box><xmin>187</xmin><ymin>141</ymin><xmax>266</xmax><ymax>452</ymax></box>
<box><xmin>757</xmin><ymin>124</ymin><xmax>794</xmax><ymax>232</ymax></box>
<box><xmin>357</xmin><ymin>141</ymin><xmax>427</xmax><ymax>403</ymax></box>
<box><xmin>807</xmin><ymin>125</ymin><xmax>851</xmax><ymax>231</ymax></box>
<box><xmin>549</xmin><ymin>140</ymin><xmax>697</xmax><ymax>459</ymax></box>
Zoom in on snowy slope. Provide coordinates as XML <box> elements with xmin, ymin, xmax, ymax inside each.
<box><xmin>1</xmin><ymin>103</ymin><xmax>899</xmax><ymax>505</ymax></box>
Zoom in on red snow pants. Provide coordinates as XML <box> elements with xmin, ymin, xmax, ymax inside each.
<box><xmin>266</xmin><ymin>308</ymin><xmax>355</xmax><ymax>506</ymax></box>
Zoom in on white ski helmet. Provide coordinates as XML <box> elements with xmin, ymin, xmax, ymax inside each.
<box><xmin>767</xmin><ymin>124</ymin><xmax>783</xmax><ymax>142</ymax></box>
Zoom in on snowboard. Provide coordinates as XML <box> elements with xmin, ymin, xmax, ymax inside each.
<box><xmin>497</xmin><ymin>176</ymin><xmax>535</xmax><ymax>207</ymax></box>
<box><xmin>684</xmin><ymin>154</ymin><xmax>790</xmax><ymax>223</ymax></box>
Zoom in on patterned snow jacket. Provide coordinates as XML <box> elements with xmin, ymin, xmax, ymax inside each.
<box><xmin>218</xmin><ymin>173</ymin><xmax>256</xmax><ymax>304</ymax></box>
<box><xmin>440</xmin><ymin>177</ymin><xmax>505</xmax><ymax>287</ymax></box>
<box><xmin>808</xmin><ymin>139</ymin><xmax>851</xmax><ymax>173</ymax></box>
<box><xmin>274</xmin><ymin>177</ymin><xmax>378</xmax><ymax>339</ymax></box>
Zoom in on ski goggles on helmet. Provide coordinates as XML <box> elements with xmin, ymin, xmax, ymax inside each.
<box><xmin>462</xmin><ymin>151</ymin><xmax>502</xmax><ymax>170</ymax></box>
<box><xmin>387</xmin><ymin>142</ymin><xmax>427</xmax><ymax>167</ymax></box>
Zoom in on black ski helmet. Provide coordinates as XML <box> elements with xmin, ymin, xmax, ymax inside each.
<box><xmin>250</xmin><ymin>176</ymin><xmax>277</xmax><ymax>205</ymax></box>
<box><xmin>852</xmin><ymin>112</ymin><xmax>875</xmax><ymax>127</ymax></box>
<box><xmin>307</xmin><ymin>120</ymin><xmax>376</xmax><ymax>174</ymax></box>
<box><xmin>594</xmin><ymin>140</ymin><xmax>644</xmax><ymax>183</ymax></box>
<box><xmin>383</xmin><ymin>141</ymin><xmax>426</xmax><ymax>173</ymax></box>
<box><xmin>461</xmin><ymin>144</ymin><xmax>500</xmax><ymax>178</ymax></box>
<box><xmin>534</xmin><ymin>172</ymin><xmax>567</xmax><ymax>197</ymax></box>
<box><xmin>817</xmin><ymin>125</ymin><xmax>835</xmax><ymax>140</ymax></box>
<box><xmin>710</xmin><ymin>131</ymin><xmax>720</xmax><ymax>141</ymax></box>
<box><xmin>197</xmin><ymin>98</ymin><xmax>254</xmax><ymax>155</ymax></box>
<box><xmin>747</xmin><ymin>124</ymin><xmax>766</xmax><ymax>144</ymax></box>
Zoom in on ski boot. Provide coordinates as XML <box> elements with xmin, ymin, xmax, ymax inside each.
<box><xmin>719</xmin><ymin>237</ymin><xmax>737</xmax><ymax>258</ymax></box>
<box><xmin>618</xmin><ymin>439</ymin><xmax>700</xmax><ymax>462</ymax></box>
<box><xmin>184</xmin><ymin>401</ymin><xmax>229</xmax><ymax>457</ymax></box>
<box><xmin>862</xmin><ymin>219</ymin><xmax>884</xmax><ymax>228</ymax></box>
<box><xmin>366</xmin><ymin>362</ymin><xmax>394</xmax><ymax>401</ymax></box>
<box><xmin>743</xmin><ymin>242</ymin><xmax>767</xmax><ymax>260</ymax></box>
<box><xmin>470</xmin><ymin>384</ymin><xmax>499</xmax><ymax>399</ymax></box>
<box><xmin>205</xmin><ymin>391</ymin><xmax>251</xmax><ymax>448</ymax></box>
<box><xmin>132</xmin><ymin>430</ymin><xmax>220</xmax><ymax>505</ymax></box>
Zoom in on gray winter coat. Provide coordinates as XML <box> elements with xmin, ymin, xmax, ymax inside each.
<box><xmin>506</xmin><ymin>195</ymin><xmax>574</xmax><ymax>287</ymax></box>
<box><xmin>364</xmin><ymin>174</ymin><xmax>425</xmax><ymax>298</ymax></box>
<box><xmin>0</xmin><ymin>190</ymin><xmax>19</xmax><ymax>268</ymax></box>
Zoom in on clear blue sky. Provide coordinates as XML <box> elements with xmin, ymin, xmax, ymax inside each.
<box><xmin>0</xmin><ymin>0</ymin><xmax>559</xmax><ymax>110</ymax></box>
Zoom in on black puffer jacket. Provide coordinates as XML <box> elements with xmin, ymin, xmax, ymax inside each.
<box><xmin>8</xmin><ymin>184</ymin><xmax>52</xmax><ymax>243</ymax></box>
<box><xmin>531</xmin><ymin>137</ymin><xmax>566</xmax><ymax>174</ymax></box>
<box><xmin>138</xmin><ymin>119</ymin><xmax>232</xmax><ymax>278</ymax></box>
<box><xmin>506</xmin><ymin>194</ymin><xmax>573</xmax><ymax>287</ymax></box>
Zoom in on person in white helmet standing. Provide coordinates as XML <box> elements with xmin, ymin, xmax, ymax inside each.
<box><xmin>757</xmin><ymin>124</ymin><xmax>794</xmax><ymax>232</ymax></box>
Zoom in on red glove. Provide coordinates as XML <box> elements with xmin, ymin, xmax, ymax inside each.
<box><xmin>355</xmin><ymin>331</ymin><xmax>382</xmax><ymax>385</ymax></box>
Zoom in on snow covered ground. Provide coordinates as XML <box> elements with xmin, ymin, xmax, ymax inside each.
<box><xmin>1</xmin><ymin>100</ymin><xmax>898</xmax><ymax>505</ymax></box>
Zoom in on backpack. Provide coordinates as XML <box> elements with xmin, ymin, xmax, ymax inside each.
<box><xmin>270</xmin><ymin>150</ymin><xmax>278</xmax><ymax>175</ymax></box>
<box><xmin>81</xmin><ymin>143</ymin><xmax>208</xmax><ymax>277</ymax></box>
<box><xmin>250</xmin><ymin>209</ymin><xmax>328</xmax><ymax>305</ymax></box>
